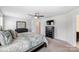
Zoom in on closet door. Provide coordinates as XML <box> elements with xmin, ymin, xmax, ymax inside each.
<box><xmin>46</xmin><ymin>26</ymin><xmax>54</xmax><ymax>38</ymax></box>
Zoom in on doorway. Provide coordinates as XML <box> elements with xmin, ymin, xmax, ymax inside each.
<box><xmin>76</xmin><ymin>15</ymin><xmax>79</xmax><ymax>48</ymax></box>
<box><xmin>34</xmin><ymin>18</ymin><xmax>41</xmax><ymax>34</ymax></box>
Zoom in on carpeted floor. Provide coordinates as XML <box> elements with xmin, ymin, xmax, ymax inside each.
<box><xmin>37</xmin><ymin>38</ymin><xmax>79</xmax><ymax>52</ymax></box>
<box><xmin>76</xmin><ymin>41</ymin><xmax>79</xmax><ymax>48</ymax></box>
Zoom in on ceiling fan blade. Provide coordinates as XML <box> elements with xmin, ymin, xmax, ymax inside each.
<box><xmin>28</xmin><ymin>14</ymin><xmax>34</xmax><ymax>16</ymax></box>
<box><xmin>28</xmin><ymin>13</ymin><xmax>44</xmax><ymax>18</ymax></box>
<box><xmin>39</xmin><ymin>15</ymin><xmax>44</xmax><ymax>17</ymax></box>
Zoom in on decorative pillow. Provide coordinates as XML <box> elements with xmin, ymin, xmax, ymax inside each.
<box><xmin>9</xmin><ymin>30</ymin><xmax>17</xmax><ymax>39</ymax></box>
<box><xmin>3</xmin><ymin>31</ymin><xmax>13</xmax><ymax>45</ymax></box>
<box><xmin>0</xmin><ymin>31</ymin><xmax>6</xmax><ymax>45</ymax></box>
<box><xmin>0</xmin><ymin>30</ymin><xmax>13</xmax><ymax>46</ymax></box>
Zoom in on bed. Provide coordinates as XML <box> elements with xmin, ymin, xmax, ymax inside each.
<box><xmin>17</xmin><ymin>32</ymin><xmax>48</xmax><ymax>52</ymax></box>
<box><xmin>0</xmin><ymin>30</ymin><xmax>48</xmax><ymax>52</ymax></box>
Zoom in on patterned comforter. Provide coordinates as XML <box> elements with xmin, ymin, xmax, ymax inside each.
<box><xmin>0</xmin><ymin>32</ymin><xmax>48</xmax><ymax>52</ymax></box>
<box><xmin>18</xmin><ymin>32</ymin><xmax>48</xmax><ymax>47</ymax></box>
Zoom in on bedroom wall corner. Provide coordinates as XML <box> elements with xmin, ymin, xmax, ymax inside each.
<box><xmin>46</xmin><ymin>8</ymin><xmax>79</xmax><ymax>46</ymax></box>
<box><xmin>3</xmin><ymin>15</ymin><xmax>30</xmax><ymax>30</ymax></box>
<box><xmin>0</xmin><ymin>9</ymin><xmax>3</xmax><ymax>30</ymax></box>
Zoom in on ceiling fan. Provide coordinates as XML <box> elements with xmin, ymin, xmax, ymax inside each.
<box><xmin>28</xmin><ymin>12</ymin><xmax>44</xmax><ymax>19</ymax></box>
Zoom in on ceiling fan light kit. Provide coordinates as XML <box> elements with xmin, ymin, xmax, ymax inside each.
<box><xmin>34</xmin><ymin>16</ymin><xmax>38</xmax><ymax>19</ymax></box>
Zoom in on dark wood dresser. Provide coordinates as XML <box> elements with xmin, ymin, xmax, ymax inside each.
<box><xmin>76</xmin><ymin>32</ymin><xmax>79</xmax><ymax>42</ymax></box>
<box><xmin>45</xmin><ymin>26</ymin><xmax>54</xmax><ymax>38</ymax></box>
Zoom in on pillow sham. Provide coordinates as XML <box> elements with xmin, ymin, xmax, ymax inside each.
<box><xmin>9</xmin><ymin>30</ymin><xmax>17</xmax><ymax>39</ymax></box>
<box><xmin>0</xmin><ymin>31</ymin><xmax>6</xmax><ymax>45</ymax></box>
<box><xmin>0</xmin><ymin>30</ymin><xmax>13</xmax><ymax>46</ymax></box>
<box><xmin>3</xmin><ymin>31</ymin><xmax>13</xmax><ymax>45</ymax></box>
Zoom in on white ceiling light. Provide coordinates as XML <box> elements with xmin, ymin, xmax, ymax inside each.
<box><xmin>34</xmin><ymin>16</ymin><xmax>38</xmax><ymax>19</ymax></box>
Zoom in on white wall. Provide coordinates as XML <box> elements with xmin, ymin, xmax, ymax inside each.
<box><xmin>65</xmin><ymin>8</ymin><xmax>79</xmax><ymax>46</ymax></box>
<box><xmin>46</xmin><ymin>15</ymin><xmax>68</xmax><ymax>41</ymax></box>
<box><xmin>3</xmin><ymin>15</ymin><xmax>29</xmax><ymax>30</ymax></box>
<box><xmin>0</xmin><ymin>15</ymin><xmax>3</xmax><ymax>30</ymax></box>
<box><xmin>47</xmin><ymin>8</ymin><xmax>79</xmax><ymax>46</ymax></box>
<box><xmin>0</xmin><ymin>9</ymin><xmax>3</xmax><ymax>30</ymax></box>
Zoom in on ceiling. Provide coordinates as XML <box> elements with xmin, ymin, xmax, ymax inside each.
<box><xmin>0</xmin><ymin>6</ymin><xmax>79</xmax><ymax>18</ymax></box>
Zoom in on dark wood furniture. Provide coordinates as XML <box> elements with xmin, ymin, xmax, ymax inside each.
<box><xmin>26</xmin><ymin>42</ymin><xmax>47</xmax><ymax>52</ymax></box>
<box><xmin>76</xmin><ymin>32</ymin><xmax>79</xmax><ymax>42</ymax></box>
<box><xmin>46</xmin><ymin>20</ymin><xmax>54</xmax><ymax>25</ymax></box>
<box><xmin>45</xmin><ymin>26</ymin><xmax>54</xmax><ymax>38</ymax></box>
<box><xmin>15</xmin><ymin>28</ymin><xmax>28</xmax><ymax>33</ymax></box>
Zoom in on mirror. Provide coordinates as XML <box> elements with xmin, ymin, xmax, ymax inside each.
<box><xmin>16</xmin><ymin>21</ymin><xmax>26</xmax><ymax>29</ymax></box>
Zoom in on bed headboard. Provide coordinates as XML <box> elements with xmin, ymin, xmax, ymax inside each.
<box><xmin>15</xmin><ymin>28</ymin><xmax>28</xmax><ymax>33</ymax></box>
